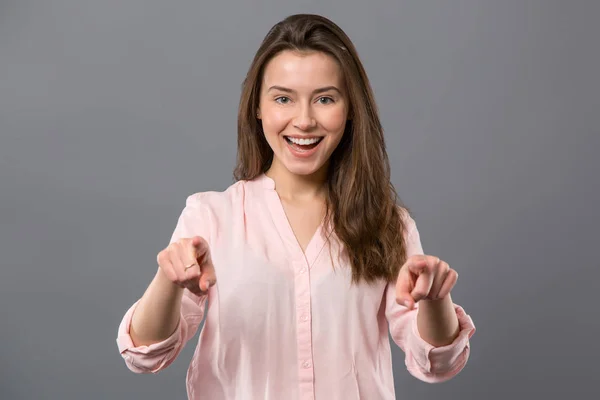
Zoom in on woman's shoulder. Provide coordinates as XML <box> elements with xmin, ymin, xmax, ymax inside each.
<box><xmin>182</xmin><ymin>175</ymin><xmax>264</xmax><ymax>211</ymax></box>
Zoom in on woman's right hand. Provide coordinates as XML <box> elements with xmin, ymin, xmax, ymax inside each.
<box><xmin>156</xmin><ymin>236</ymin><xmax>216</xmax><ymax>296</ymax></box>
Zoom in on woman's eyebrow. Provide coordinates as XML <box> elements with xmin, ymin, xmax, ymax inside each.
<box><xmin>267</xmin><ymin>85</ymin><xmax>342</xmax><ymax>95</ymax></box>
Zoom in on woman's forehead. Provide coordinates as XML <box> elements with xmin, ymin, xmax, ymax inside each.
<box><xmin>262</xmin><ymin>50</ymin><xmax>343</xmax><ymax>90</ymax></box>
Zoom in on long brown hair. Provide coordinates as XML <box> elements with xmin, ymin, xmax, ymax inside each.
<box><xmin>234</xmin><ymin>14</ymin><xmax>410</xmax><ymax>284</ymax></box>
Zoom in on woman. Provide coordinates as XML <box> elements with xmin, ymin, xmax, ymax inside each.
<box><xmin>117</xmin><ymin>13</ymin><xmax>475</xmax><ymax>399</ymax></box>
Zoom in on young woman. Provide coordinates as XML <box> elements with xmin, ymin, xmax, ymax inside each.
<box><xmin>117</xmin><ymin>13</ymin><xmax>475</xmax><ymax>400</ymax></box>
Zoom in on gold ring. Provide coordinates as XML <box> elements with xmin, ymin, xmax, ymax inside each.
<box><xmin>184</xmin><ymin>263</ymin><xmax>195</xmax><ymax>271</ymax></box>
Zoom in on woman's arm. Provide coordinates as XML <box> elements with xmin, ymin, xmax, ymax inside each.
<box><xmin>129</xmin><ymin>268</ymin><xmax>186</xmax><ymax>346</ymax></box>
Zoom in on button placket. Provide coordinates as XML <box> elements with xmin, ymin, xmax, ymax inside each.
<box><xmin>293</xmin><ymin>259</ymin><xmax>315</xmax><ymax>398</ymax></box>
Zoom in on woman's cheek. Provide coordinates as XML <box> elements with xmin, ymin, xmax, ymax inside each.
<box><xmin>265</xmin><ymin>110</ymin><xmax>289</xmax><ymax>132</ymax></box>
<box><xmin>323</xmin><ymin>107</ymin><xmax>348</xmax><ymax>132</ymax></box>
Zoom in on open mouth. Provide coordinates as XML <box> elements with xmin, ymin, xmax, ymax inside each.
<box><xmin>284</xmin><ymin>136</ymin><xmax>324</xmax><ymax>151</ymax></box>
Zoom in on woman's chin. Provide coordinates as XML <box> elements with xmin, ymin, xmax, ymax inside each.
<box><xmin>270</xmin><ymin>149</ymin><xmax>327</xmax><ymax>177</ymax></box>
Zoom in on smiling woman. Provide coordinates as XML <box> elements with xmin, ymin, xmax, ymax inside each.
<box><xmin>257</xmin><ymin>51</ymin><xmax>348</xmax><ymax>176</ymax></box>
<box><xmin>117</xmin><ymin>13</ymin><xmax>475</xmax><ymax>400</ymax></box>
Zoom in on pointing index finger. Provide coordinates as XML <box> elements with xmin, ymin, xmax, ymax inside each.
<box><xmin>191</xmin><ymin>236</ymin><xmax>208</xmax><ymax>260</ymax></box>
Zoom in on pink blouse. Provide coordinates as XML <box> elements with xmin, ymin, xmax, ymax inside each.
<box><xmin>116</xmin><ymin>173</ymin><xmax>475</xmax><ymax>399</ymax></box>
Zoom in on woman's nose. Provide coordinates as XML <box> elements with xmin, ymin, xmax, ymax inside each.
<box><xmin>293</xmin><ymin>108</ymin><xmax>317</xmax><ymax>131</ymax></box>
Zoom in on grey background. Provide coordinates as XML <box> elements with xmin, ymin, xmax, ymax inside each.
<box><xmin>1</xmin><ymin>0</ymin><xmax>598</xmax><ymax>399</ymax></box>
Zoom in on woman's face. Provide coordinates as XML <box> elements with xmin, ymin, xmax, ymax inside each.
<box><xmin>257</xmin><ymin>50</ymin><xmax>349</xmax><ymax>178</ymax></box>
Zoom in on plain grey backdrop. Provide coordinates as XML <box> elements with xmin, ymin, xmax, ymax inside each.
<box><xmin>1</xmin><ymin>0</ymin><xmax>598</xmax><ymax>399</ymax></box>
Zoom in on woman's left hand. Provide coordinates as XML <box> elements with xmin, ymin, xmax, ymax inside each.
<box><xmin>395</xmin><ymin>255</ymin><xmax>458</xmax><ymax>309</ymax></box>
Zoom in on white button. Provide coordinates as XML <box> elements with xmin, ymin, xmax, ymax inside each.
<box><xmin>301</xmin><ymin>314</ymin><xmax>309</xmax><ymax>322</ymax></box>
<box><xmin>299</xmin><ymin>267</ymin><xmax>306</xmax><ymax>274</ymax></box>
<box><xmin>302</xmin><ymin>361</ymin><xmax>312</xmax><ymax>369</ymax></box>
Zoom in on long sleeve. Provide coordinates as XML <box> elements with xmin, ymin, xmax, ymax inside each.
<box><xmin>385</xmin><ymin>213</ymin><xmax>476</xmax><ymax>383</ymax></box>
<box><xmin>115</xmin><ymin>194</ymin><xmax>213</xmax><ymax>374</ymax></box>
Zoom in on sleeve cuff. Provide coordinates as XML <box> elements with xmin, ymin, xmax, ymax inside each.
<box><xmin>406</xmin><ymin>304</ymin><xmax>476</xmax><ymax>377</ymax></box>
<box><xmin>116</xmin><ymin>300</ymin><xmax>182</xmax><ymax>354</ymax></box>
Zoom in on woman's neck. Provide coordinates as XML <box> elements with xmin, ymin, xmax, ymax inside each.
<box><xmin>265</xmin><ymin>162</ymin><xmax>328</xmax><ymax>202</ymax></box>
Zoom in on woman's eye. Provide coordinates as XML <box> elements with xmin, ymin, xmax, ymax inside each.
<box><xmin>318</xmin><ymin>97</ymin><xmax>334</xmax><ymax>104</ymax></box>
<box><xmin>275</xmin><ymin>97</ymin><xmax>290</xmax><ymax>104</ymax></box>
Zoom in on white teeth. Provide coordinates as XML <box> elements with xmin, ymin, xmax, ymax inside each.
<box><xmin>287</xmin><ymin>137</ymin><xmax>322</xmax><ymax>145</ymax></box>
